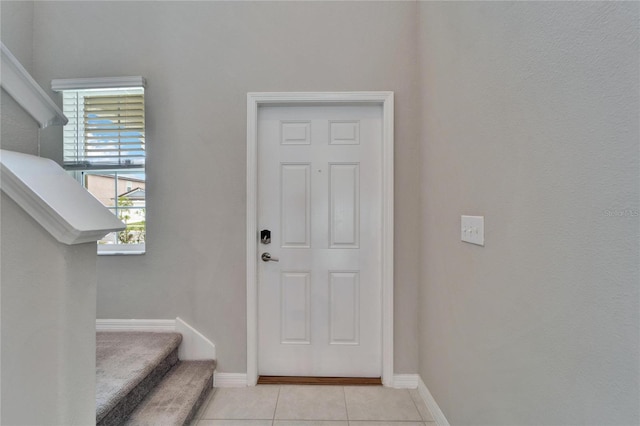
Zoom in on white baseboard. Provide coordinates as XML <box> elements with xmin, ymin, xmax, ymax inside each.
<box><xmin>96</xmin><ymin>318</ymin><xmax>216</xmax><ymax>361</ymax></box>
<box><xmin>392</xmin><ymin>373</ymin><xmax>420</xmax><ymax>389</ymax></box>
<box><xmin>96</xmin><ymin>319</ymin><xmax>175</xmax><ymax>332</ymax></box>
<box><xmin>175</xmin><ymin>317</ymin><xmax>216</xmax><ymax>361</ymax></box>
<box><xmin>214</xmin><ymin>372</ymin><xmax>248</xmax><ymax>387</ymax></box>
<box><xmin>417</xmin><ymin>376</ymin><xmax>450</xmax><ymax>426</ymax></box>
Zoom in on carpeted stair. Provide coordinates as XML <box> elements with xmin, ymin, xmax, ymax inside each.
<box><xmin>96</xmin><ymin>331</ymin><xmax>215</xmax><ymax>426</ymax></box>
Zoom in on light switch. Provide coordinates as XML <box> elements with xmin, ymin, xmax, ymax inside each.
<box><xmin>461</xmin><ymin>215</ymin><xmax>484</xmax><ymax>246</ymax></box>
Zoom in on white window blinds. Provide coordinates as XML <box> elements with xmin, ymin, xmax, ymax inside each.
<box><xmin>61</xmin><ymin>88</ymin><xmax>145</xmax><ymax>169</ymax></box>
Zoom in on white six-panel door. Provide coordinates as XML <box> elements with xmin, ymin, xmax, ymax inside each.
<box><xmin>257</xmin><ymin>105</ymin><xmax>382</xmax><ymax>377</ymax></box>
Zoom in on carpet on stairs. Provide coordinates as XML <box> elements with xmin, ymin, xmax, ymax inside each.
<box><xmin>96</xmin><ymin>331</ymin><xmax>182</xmax><ymax>425</ymax></box>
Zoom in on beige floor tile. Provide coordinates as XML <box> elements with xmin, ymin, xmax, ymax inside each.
<box><xmin>275</xmin><ymin>386</ymin><xmax>348</xmax><ymax>420</ymax></box>
<box><xmin>344</xmin><ymin>387</ymin><xmax>422</xmax><ymax>421</ymax></box>
<box><xmin>408</xmin><ymin>389</ymin><xmax>435</xmax><ymax>422</ymax></box>
<box><xmin>198</xmin><ymin>421</ymin><xmax>273</xmax><ymax>426</ymax></box>
<box><xmin>274</xmin><ymin>422</ymin><xmax>348</xmax><ymax>426</ymax></box>
<box><xmin>202</xmin><ymin>386</ymin><xmax>280</xmax><ymax>419</ymax></box>
<box><xmin>348</xmin><ymin>422</ymin><xmax>425</xmax><ymax>426</ymax></box>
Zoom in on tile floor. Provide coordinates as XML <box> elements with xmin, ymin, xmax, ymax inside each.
<box><xmin>191</xmin><ymin>385</ymin><xmax>436</xmax><ymax>426</ymax></box>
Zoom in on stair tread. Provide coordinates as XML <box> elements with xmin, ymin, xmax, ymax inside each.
<box><xmin>124</xmin><ymin>360</ymin><xmax>216</xmax><ymax>426</ymax></box>
<box><xmin>96</xmin><ymin>331</ymin><xmax>182</xmax><ymax>423</ymax></box>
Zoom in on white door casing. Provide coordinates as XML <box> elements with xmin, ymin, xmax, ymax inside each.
<box><xmin>247</xmin><ymin>92</ymin><xmax>394</xmax><ymax>385</ymax></box>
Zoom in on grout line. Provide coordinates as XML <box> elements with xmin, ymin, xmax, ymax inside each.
<box><xmin>343</xmin><ymin>385</ymin><xmax>350</xmax><ymax>422</ymax></box>
<box><xmin>273</xmin><ymin>384</ymin><xmax>281</xmax><ymax>422</ymax></box>
<box><xmin>408</xmin><ymin>389</ymin><xmax>424</xmax><ymax>421</ymax></box>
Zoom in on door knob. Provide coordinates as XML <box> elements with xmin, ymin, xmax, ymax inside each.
<box><xmin>261</xmin><ymin>252</ymin><xmax>279</xmax><ymax>262</ymax></box>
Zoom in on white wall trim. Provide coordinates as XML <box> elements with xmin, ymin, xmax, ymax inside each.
<box><xmin>0</xmin><ymin>42</ymin><xmax>67</xmax><ymax>128</ymax></box>
<box><xmin>176</xmin><ymin>317</ymin><xmax>216</xmax><ymax>361</ymax></box>
<box><xmin>392</xmin><ymin>374</ymin><xmax>420</xmax><ymax>389</ymax></box>
<box><xmin>417</xmin><ymin>376</ymin><xmax>450</xmax><ymax>426</ymax></box>
<box><xmin>0</xmin><ymin>150</ymin><xmax>125</xmax><ymax>245</ymax></box>
<box><xmin>214</xmin><ymin>373</ymin><xmax>248</xmax><ymax>388</ymax></box>
<box><xmin>96</xmin><ymin>319</ymin><xmax>176</xmax><ymax>332</ymax></box>
<box><xmin>96</xmin><ymin>318</ymin><xmax>216</xmax><ymax>361</ymax></box>
<box><xmin>51</xmin><ymin>76</ymin><xmax>146</xmax><ymax>91</ymax></box>
<box><xmin>246</xmin><ymin>92</ymin><xmax>394</xmax><ymax>386</ymax></box>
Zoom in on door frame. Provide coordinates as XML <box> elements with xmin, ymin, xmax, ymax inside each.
<box><xmin>246</xmin><ymin>92</ymin><xmax>394</xmax><ymax>386</ymax></box>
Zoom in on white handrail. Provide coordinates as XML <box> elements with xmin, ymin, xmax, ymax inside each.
<box><xmin>0</xmin><ymin>42</ymin><xmax>67</xmax><ymax>128</ymax></box>
<box><xmin>0</xmin><ymin>149</ymin><xmax>125</xmax><ymax>245</ymax></box>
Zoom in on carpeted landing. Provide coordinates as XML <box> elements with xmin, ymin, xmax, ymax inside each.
<box><xmin>97</xmin><ymin>331</ymin><xmax>215</xmax><ymax>426</ymax></box>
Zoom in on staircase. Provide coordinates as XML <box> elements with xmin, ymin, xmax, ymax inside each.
<box><xmin>96</xmin><ymin>331</ymin><xmax>215</xmax><ymax>426</ymax></box>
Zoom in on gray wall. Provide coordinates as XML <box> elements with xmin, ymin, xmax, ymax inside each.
<box><xmin>1</xmin><ymin>3</ymin><xmax>97</xmax><ymax>424</ymax></box>
<box><xmin>1</xmin><ymin>1</ymin><xmax>38</xmax><ymax>155</ymax></box>
<box><xmin>1</xmin><ymin>196</ymin><xmax>97</xmax><ymax>425</ymax></box>
<box><xmin>31</xmin><ymin>1</ymin><xmax>421</xmax><ymax>373</ymax></box>
<box><xmin>0</xmin><ymin>0</ymin><xmax>32</xmax><ymax>70</ymax></box>
<box><xmin>417</xmin><ymin>2</ymin><xmax>639</xmax><ymax>425</ymax></box>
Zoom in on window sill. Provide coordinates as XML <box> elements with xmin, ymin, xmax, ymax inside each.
<box><xmin>98</xmin><ymin>244</ymin><xmax>145</xmax><ymax>256</ymax></box>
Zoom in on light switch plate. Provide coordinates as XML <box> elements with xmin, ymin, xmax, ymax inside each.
<box><xmin>461</xmin><ymin>215</ymin><xmax>484</xmax><ymax>246</ymax></box>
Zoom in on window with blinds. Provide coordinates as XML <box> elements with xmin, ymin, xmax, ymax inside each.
<box><xmin>62</xmin><ymin>87</ymin><xmax>145</xmax><ymax>169</ymax></box>
<box><xmin>53</xmin><ymin>77</ymin><xmax>147</xmax><ymax>254</ymax></box>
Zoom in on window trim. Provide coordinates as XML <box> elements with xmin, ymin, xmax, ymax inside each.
<box><xmin>52</xmin><ymin>76</ymin><xmax>145</xmax><ymax>91</ymax></box>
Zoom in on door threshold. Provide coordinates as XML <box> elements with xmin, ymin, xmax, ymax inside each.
<box><xmin>257</xmin><ymin>376</ymin><xmax>382</xmax><ymax>386</ymax></box>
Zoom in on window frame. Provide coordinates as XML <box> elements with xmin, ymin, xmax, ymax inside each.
<box><xmin>53</xmin><ymin>76</ymin><xmax>147</xmax><ymax>256</ymax></box>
